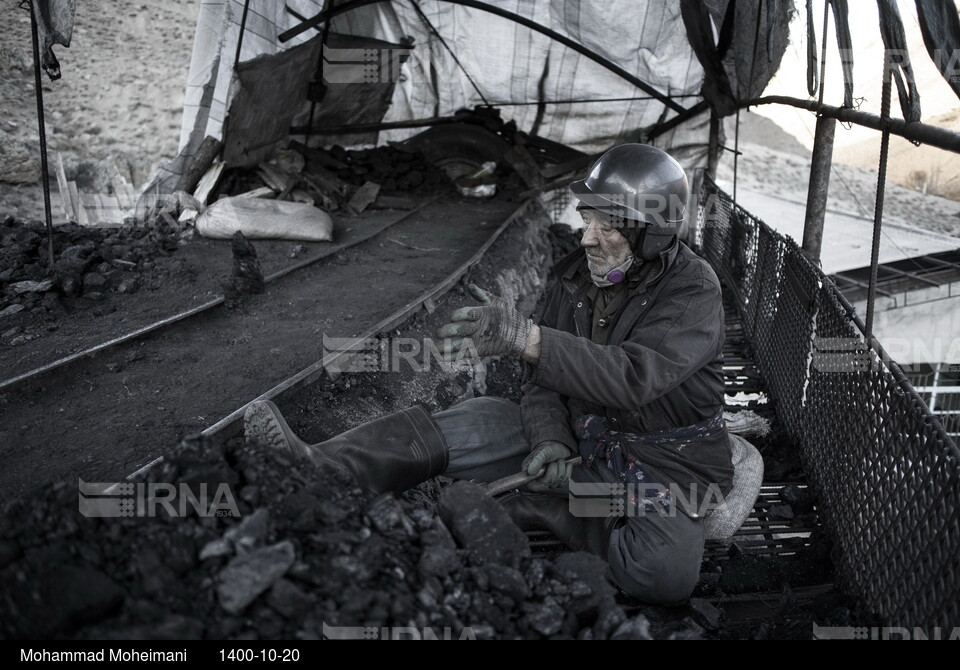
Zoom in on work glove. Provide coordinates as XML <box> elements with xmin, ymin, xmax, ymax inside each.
<box><xmin>522</xmin><ymin>441</ymin><xmax>575</xmax><ymax>491</ymax></box>
<box><xmin>436</xmin><ymin>284</ymin><xmax>532</xmax><ymax>360</ymax></box>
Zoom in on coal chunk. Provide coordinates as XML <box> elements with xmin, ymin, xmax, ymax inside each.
<box><xmin>5</xmin><ymin>564</ymin><xmax>125</xmax><ymax>637</ymax></box>
<box><xmin>438</xmin><ymin>481</ymin><xmax>530</xmax><ymax>568</ymax></box>
<box><xmin>217</xmin><ymin>540</ymin><xmax>296</xmax><ymax>614</ymax></box>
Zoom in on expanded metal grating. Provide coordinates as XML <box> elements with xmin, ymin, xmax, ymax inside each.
<box><xmin>694</xmin><ymin>180</ymin><xmax>960</xmax><ymax>629</ymax></box>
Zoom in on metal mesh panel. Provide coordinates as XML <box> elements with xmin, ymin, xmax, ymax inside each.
<box><xmin>696</xmin><ymin>180</ymin><xmax>960</xmax><ymax>628</ymax></box>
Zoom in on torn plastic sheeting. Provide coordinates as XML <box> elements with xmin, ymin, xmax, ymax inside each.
<box><xmin>31</xmin><ymin>0</ymin><xmax>76</xmax><ymax>80</ymax></box>
<box><xmin>221</xmin><ymin>34</ymin><xmax>325</xmax><ymax>168</ymax></box>
<box><xmin>195</xmin><ymin>197</ymin><xmax>334</xmax><ymax>242</ymax></box>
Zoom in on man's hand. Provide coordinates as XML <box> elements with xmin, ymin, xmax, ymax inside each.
<box><xmin>436</xmin><ymin>284</ymin><xmax>532</xmax><ymax>360</ymax></box>
<box><xmin>521</xmin><ymin>441</ymin><xmax>574</xmax><ymax>491</ymax></box>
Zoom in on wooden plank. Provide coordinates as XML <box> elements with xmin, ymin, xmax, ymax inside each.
<box><xmin>54</xmin><ymin>152</ymin><xmax>75</xmax><ymax>222</ymax></box>
<box><xmin>234</xmin><ymin>186</ymin><xmax>276</xmax><ymax>199</ymax></box>
<box><xmin>175</xmin><ymin>135</ymin><xmax>222</xmax><ymax>194</ymax></box>
<box><xmin>180</xmin><ymin>162</ymin><xmax>227</xmax><ymax>224</ymax></box>
<box><xmin>504</xmin><ymin>137</ymin><xmax>545</xmax><ymax>189</ymax></box>
<box><xmin>98</xmin><ymin>194</ymin><xmax>124</xmax><ymax>226</ymax></box>
<box><xmin>193</xmin><ymin>161</ymin><xmax>226</xmax><ymax>206</ymax></box>
<box><xmin>347</xmin><ymin>181</ymin><xmax>380</xmax><ymax>215</ymax></box>
<box><xmin>111</xmin><ymin>172</ymin><xmax>136</xmax><ymax>211</ymax></box>
<box><xmin>69</xmin><ymin>182</ymin><xmax>85</xmax><ymax>225</ymax></box>
<box><xmin>257</xmin><ymin>163</ymin><xmax>292</xmax><ymax>193</ymax></box>
<box><xmin>80</xmin><ymin>192</ymin><xmax>99</xmax><ymax>226</ymax></box>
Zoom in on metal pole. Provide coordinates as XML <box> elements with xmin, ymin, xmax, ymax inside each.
<box><xmin>29</xmin><ymin>2</ymin><xmax>54</xmax><ymax>271</ymax></box>
<box><xmin>866</xmin><ymin>60</ymin><xmax>893</xmax><ymax>340</ymax></box>
<box><xmin>234</xmin><ymin>0</ymin><xmax>252</xmax><ymax>69</ymax></box>
<box><xmin>743</xmin><ymin>95</ymin><xmax>960</xmax><ymax>155</ymax></box>
<box><xmin>706</xmin><ymin>109</ymin><xmax>721</xmax><ymax>181</ymax></box>
<box><xmin>802</xmin><ymin>114</ymin><xmax>836</xmax><ymax>263</ymax></box>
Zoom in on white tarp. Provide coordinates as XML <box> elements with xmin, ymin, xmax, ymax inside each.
<box><xmin>183</xmin><ymin>0</ymin><xmax>707</xmax><ymax>158</ymax></box>
<box><xmin>140</xmin><ymin>0</ymin><xmax>711</xmax><ymax>215</ymax></box>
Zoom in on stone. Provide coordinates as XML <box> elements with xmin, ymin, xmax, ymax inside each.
<box><xmin>0</xmin><ymin>138</ymin><xmax>40</xmax><ymax>183</ymax></box>
<box><xmin>10</xmin><ymin>279</ymin><xmax>53</xmax><ymax>294</ymax></box>
<box><xmin>418</xmin><ymin>517</ymin><xmax>459</xmax><ymax>579</ymax></box>
<box><xmin>199</xmin><ymin>539</ymin><xmax>233</xmax><ymax>561</ymax></box>
<box><xmin>482</xmin><ymin>564</ymin><xmax>530</xmax><ymax>601</ymax></box>
<box><xmin>688</xmin><ymin>597</ymin><xmax>723</xmax><ymax>629</ymax></box>
<box><xmin>438</xmin><ymin>481</ymin><xmax>530</xmax><ymax>568</ymax></box>
<box><xmin>0</xmin><ymin>539</ymin><xmax>21</xmax><ymax>569</ymax></box>
<box><xmin>555</xmin><ymin>552</ymin><xmax>617</xmax><ymax>624</ymax></box>
<box><xmin>117</xmin><ymin>275</ymin><xmax>141</xmax><ymax>294</ymax></box>
<box><xmin>0</xmin><ymin>304</ymin><xmax>24</xmax><ymax>319</ymax></box>
<box><xmin>5</xmin><ymin>564</ymin><xmax>125</xmax><ymax>637</ymax></box>
<box><xmin>41</xmin><ymin>292</ymin><xmax>64</xmax><ymax>313</ymax></box>
<box><xmin>217</xmin><ymin>540</ymin><xmax>296</xmax><ymax>614</ymax></box>
<box><xmin>98</xmin><ymin>615</ymin><xmax>204</xmax><ymax>641</ymax></box>
<box><xmin>266</xmin><ymin>578</ymin><xmax>312</xmax><ymax>620</ymax></box>
<box><xmin>780</xmin><ymin>484</ymin><xmax>815</xmax><ymax>515</ymax></box>
<box><xmin>224</xmin><ymin>508</ymin><xmax>271</xmax><ymax>552</ymax></box>
<box><xmin>522</xmin><ymin>600</ymin><xmax>565</xmax><ymax>637</ymax></box>
<box><xmin>366</xmin><ymin>494</ymin><xmax>415</xmax><ymax>536</ymax></box>
<box><xmin>83</xmin><ymin>272</ymin><xmax>108</xmax><ymax>291</ymax></box>
<box><xmin>769</xmin><ymin>503</ymin><xmax>795</xmax><ymax>520</ymax></box>
<box><xmin>611</xmin><ymin>614</ymin><xmax>653</xmax><ymax>640</ymax></box>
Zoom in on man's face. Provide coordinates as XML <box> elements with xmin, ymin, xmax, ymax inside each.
<box><xmin>578</xmin><ymin>206</ymin><xmax>633</xmax><ymax>278</ymax></box>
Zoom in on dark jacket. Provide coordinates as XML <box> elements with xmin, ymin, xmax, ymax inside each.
<box><xmin>520</xmin><ymin>239</ymin><xmax>734</xmax><ymax>495</ymax></box>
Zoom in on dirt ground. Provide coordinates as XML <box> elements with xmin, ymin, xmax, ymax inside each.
<box><xmin>0</xmin><ymin>193</ymin><xmax>524</xmax><ymax>501</ymax></box>
<box><xmin>0</xmin><ymin>0</ymin><xmax>198</xmax><ymax>200</ymax></box>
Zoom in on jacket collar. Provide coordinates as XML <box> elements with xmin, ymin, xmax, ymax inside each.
<box><xmin>560</xmin><ymin>236</ymin><xmax>680</xmax><ymax>291</ymax></box>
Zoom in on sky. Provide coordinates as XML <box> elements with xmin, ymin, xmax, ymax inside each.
<box><xmin>754</xmin><ymin>0</ymin><xmax>960</xmax><ymax>149</ymax></box>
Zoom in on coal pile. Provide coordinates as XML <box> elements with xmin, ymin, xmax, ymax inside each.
<box><xmin>319</xmin><ymin>144</ymin><xmax>452</xmax><ymax>195</ymax></box>
<box><xmin>0</xmin><ymin>215</ymin><xmax>184</xmax><ymax>322</ymax></box>
<box><xmin>0</xmin><ymin>432</ymin><xmax>707</xmax><ymax>640</ymax></box>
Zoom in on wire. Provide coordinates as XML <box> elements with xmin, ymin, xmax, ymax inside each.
<box><xmin>488</xmin><ymin>94</ymin><xmax>701</xmax><ymax>106</ymax></box>
<box><xmin>408</xmin><ymin>0</ymin><xmax>490</xmax><ymax>107</ymax></box>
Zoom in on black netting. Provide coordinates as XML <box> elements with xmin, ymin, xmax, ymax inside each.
<box><xmin>695</xmin><ymin>180</ymin><xmax>960</xmax><ymax>628</ymax></box>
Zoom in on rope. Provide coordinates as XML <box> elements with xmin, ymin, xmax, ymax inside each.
<box><xmin>409</xmin><ymin>0</ymin><xmax>491</xmax><ymax>107</ymax></box>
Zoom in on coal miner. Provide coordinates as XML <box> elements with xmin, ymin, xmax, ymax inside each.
<box><xmin>245</xmin><ymin>144</ymin><xmax>761</xmax><ymax>604</ymax></box>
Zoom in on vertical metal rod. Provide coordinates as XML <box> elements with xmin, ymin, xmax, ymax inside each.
<box><xmin>802</xmin><ymin>114</ymin><xmax>836</xmax><ymax>263</ymax></box>
<box><xmin>733</xmin><ymin>107</ymin><xmax>740</xmax><ymax>204</ymax></box>
<box><xmin>234</xmin><ymin>0</ymin><xmax>252</xmax><ymax>68</ymax></box>
<box><xmin>707</xmin><ymin>109</ymin><xmax>721</xmax><ymax>181</ymax></box>
<box><xmin>866</xmin><ymin>58</ymin><xmax>892</xmax><ymax>340</ymax></box>
<box><xmin>29</xmin><ymin>1</ymin><xmax>54</xmax><ymax>270</ymax></box>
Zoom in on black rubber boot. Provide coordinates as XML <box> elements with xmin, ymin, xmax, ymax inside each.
<box><xmin>244</xmin><ymin>400</ymin><xmax>448</xmax><ymax>495</ymax></box>
<box><xmin>498</xmin><ymin>491</ymin><xmax>618</xmax><ymax>557</ymax></box>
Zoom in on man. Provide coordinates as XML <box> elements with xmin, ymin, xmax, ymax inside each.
<box><xmin>245</xmin><ymin>144</ymin><xmax>745</xmax><ymax>604</ymax></box>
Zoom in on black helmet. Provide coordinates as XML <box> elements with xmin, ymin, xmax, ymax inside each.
<box><xmin>569</xmin><ymin>144</ymin><xmax>689</xmax><ymax>261</ymax></box>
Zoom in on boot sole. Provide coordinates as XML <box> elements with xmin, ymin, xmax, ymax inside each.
<box><xmin>243</xmin><ymin>400</ymin><xmax>311</xmax><ymax>461</ymax></box>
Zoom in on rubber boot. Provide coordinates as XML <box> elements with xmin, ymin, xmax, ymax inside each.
<box><xmin>498</xmin><ymin>491</ymin><xmax>618</xmax><ymax>558</ymax></box>
<box><xmin>244</xmin><ymin>400</ymin><xmax>448</xmax><ymax>495</ymax></box>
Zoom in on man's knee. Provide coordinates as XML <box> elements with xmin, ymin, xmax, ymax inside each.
<box><xmin>605</xmin><ymin>515</ymin><xmax>704</xmax><ymax>604</ymax></box>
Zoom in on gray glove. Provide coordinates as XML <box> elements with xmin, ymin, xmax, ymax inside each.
<box><xmin>436</xmin><ymin>284</ymin><xmax>532</xmax><ymax>360</ymax></box>
<box><xmin>522</xmin><ymin>441</ymin><xmax>574</xmax><ymax>491</ymax></box>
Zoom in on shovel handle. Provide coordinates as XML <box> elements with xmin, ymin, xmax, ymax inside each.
<box><xmin>484</xmin><ymin>456</ymin><xmax>582</xmax><ymax>497</ymax></box>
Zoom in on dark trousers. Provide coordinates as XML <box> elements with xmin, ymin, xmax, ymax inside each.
<box><xmin>433</xmin><ymin>396</ymin><xmax>704</xmax><ymax>603</ymax></box>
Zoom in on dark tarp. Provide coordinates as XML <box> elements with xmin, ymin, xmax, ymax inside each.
<box><xmin>801</xmin><ymin>0</ymin><xmax>854</xmax><ymax>107</ymax></box>
<box><xmin>915</xmin><ymin>0</ymin><xmax>960</xmax><ymax>102</ymax></box>
<box><xmin>680</xmin><ymin>0</ymin><xmax>795</xmax><ymax>117</ymax></box>
<box><xmin>222</xmin><ymin>32</ymin><xmax>404</xmax><ymax>167</ymax></box>
<box><xmin>829</xmin><ymin>0</ymin><xmax>855</xmax><ymax>108</ymax></box>
<box><xmin>876</xmin><ymin>0</ymin><xmax>922</xmax><ymax>122</ymax></box>
<box><xmin>31</xmin><ymin>0</ymin><xmax>76</xmax><ymax>80</ymax></box>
